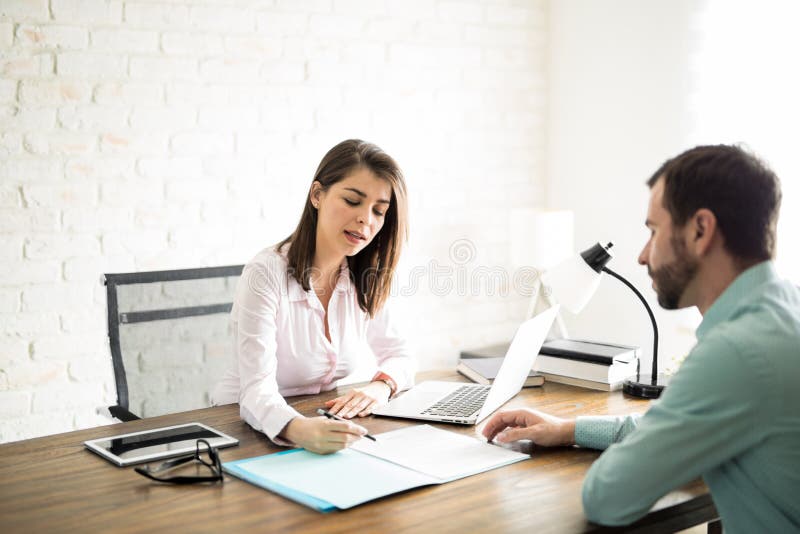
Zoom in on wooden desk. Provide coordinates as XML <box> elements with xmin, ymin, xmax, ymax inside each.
<box><xmin>0</xmin><ymin>372</ymin><xmax>717</xmax><ymax>533</ymax></box>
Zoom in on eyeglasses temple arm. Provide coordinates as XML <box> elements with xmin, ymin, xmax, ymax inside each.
<box><xmin>143</xmin><ymin>454</ymin><xmax>197</xmax><ymax>474</ymax></box>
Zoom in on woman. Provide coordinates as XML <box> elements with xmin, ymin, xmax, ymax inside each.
<box><xmin>213</xmin><ymin>139</ymin><xmax>415</xmax><ymax>454</ymax></box>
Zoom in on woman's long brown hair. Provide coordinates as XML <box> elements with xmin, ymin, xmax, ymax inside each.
<box><xmin>277</xmin><ymin>139</ymin><xmax>408</xmax><ymax>317</ymax></box>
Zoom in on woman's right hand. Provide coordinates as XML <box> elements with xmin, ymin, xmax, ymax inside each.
<box><xmin>281</xmin><ymin>416</ymin><xmax>369</xmax><ymax>454</ymax></box>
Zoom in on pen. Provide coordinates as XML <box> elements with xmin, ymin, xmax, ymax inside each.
<box><xmin>316</xmin><ymin>409</ymin><xmax>377</xmax><ymax>441</ymax></box>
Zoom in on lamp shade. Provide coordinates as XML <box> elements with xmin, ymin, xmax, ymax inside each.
<box><xmin>509</xmin><ymin>209</ymin><xmax>574</xmax><ymax>270</ymax></box>
<box><xmin>541</xmin><ymin>253</ymin><xmax>604</xmax><ymax>314</ymax></box>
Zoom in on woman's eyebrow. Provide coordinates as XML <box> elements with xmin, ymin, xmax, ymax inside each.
<box><xmin>344</xmin><ymin>187</ymin><xmax>390</xmax><ymax>204</ymax></box>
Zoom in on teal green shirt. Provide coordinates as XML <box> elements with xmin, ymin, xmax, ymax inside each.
<box><xmin>575</xmin><ymin>261</ymin><xmax>800</xmax><ymax>531</ymax></box>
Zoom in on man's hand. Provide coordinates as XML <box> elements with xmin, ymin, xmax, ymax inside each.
<box><xmin>482</xmin><ymin>408</ymin><xmax>577</xmax><ymax>447</ymax></box>
<box><xmin>324</xmin><ymin>381</ymin><xmax>392</xmax><ymax>418</ymax></box>
<box><xmin>281</xmin><ymin>416</ymin><xmax>368</xmax><ymax>454</ymax></box>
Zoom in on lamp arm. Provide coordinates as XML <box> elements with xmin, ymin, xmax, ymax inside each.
<box><xmin>601</xmin><ymin>266</ymin><xmax>659</xmax><ymax>382</ymax></box>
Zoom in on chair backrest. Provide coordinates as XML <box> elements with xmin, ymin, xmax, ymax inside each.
<box><xmin>103</xmin><ymin>265</ymin><xmax>244</xmax><ymax>421</ymax></box>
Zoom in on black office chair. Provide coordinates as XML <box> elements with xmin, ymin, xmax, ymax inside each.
<box><xmin>103</xmin><ymin>265</ymin><xmax>244</xmax><ymax>421</ymax></box>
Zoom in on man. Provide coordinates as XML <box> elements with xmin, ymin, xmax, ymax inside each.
<box><xmin>483</xmin><ymin>145</ymin><xmax>800</xmax><ymax>531</ymax></box>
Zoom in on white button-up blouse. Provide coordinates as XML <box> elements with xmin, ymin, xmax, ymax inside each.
<box><xmin>212</xmin><ymin>246</ymin><xmax>415</xmax><ymax>444</ymax></box>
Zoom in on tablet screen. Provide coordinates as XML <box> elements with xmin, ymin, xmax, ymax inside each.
<box><xmin>85</xmin><ymin>423</ymin><xmax>238</xmax><ymax>466</ymax></box>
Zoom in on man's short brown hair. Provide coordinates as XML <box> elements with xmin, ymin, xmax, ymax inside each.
<box><xmin>648</xmin><ymin>145</ymin><xmax>782</xmax><ymax>262</ymax></box>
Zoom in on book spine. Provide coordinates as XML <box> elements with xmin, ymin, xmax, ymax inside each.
<box><xmin>538</xmin><ymin>348</ymin><xmax>616</xmax><ymax>365</ymax></box>
<box><xmin>534</xmin><ymin>355</ymin><xmax>614</xmax><ymax>382</ymax></box>
<box><xmin>539</xmin><ymin>373</ymin><xmax>622</xmax><ymax>391</ymax></box>
<box><xmin>535</xmin><ymin>356</ymin><xmax>639</xmax><ymax>383</ymax></box>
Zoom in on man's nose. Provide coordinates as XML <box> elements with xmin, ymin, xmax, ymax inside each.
<box><xmin>638</xmin><ymin>243</ymin><xmax>649</xmax><ymax>266</ymax></box>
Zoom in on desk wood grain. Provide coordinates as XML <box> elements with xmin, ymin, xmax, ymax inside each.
<box><xmin>0</xmin><ymin>372</ymin><xmax>716</xmax><ymax>533</ymax></box>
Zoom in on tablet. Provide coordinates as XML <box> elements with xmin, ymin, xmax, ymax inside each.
<box><xmin>84</xmin><ymin>422</ymin><xmax>239</xmax><ymax>467</ymax></box>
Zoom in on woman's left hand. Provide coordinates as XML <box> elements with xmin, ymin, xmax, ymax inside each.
<box><xmin>324</xmin><ymin>381</ymin><xmax>392</xmax><ymax>418</ymax></box>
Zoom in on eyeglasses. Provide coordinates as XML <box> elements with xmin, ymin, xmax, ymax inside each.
<box><xmin>134</xmin><ymin>439</ymin><xmax>223</xmax><ymax>485</ymax></box>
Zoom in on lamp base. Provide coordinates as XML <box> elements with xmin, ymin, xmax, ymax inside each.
<box><xmin>623</xmin><ymin>374</ymin><xmax>669</xmax><ymax>399</ymax></box>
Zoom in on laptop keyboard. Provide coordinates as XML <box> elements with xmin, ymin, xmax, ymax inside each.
<box><xmin>421</xmin><ymin>384</ymin><xmax>490</xmax><ymax>418</ymax></box>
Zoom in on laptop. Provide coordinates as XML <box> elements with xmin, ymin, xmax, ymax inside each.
<box><xmin>372</xmin><ymin>305</ymin><xmax>559</xmax><ymax>425</ymax></box>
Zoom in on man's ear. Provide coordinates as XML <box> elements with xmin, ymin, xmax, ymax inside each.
<box><xmin>690</xmin><ymin>208</ymin><xmax>717</xmax><ymax>256</ymax></box>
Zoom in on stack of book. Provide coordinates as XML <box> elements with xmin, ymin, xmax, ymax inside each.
<box><xmin>534</xmin><ymin>339</ymin><xmax>640</xmax><ymax>391</ymax></box>
<box><xmin>456</xmin><ymin>356</ymin><xmax>545</xmax><ymax>388</ymax></box>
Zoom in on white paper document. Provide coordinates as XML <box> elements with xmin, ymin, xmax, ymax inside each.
<box><xmin>351</xmin><ymin>424</ymin><xmax>529</xmax><ymax>481</ymax></box>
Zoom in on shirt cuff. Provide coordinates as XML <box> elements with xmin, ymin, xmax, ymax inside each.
<box><xmin>575</xmin><ymin>416</ymin><xmax>621</xmax><ymax>450</ymax></box>
<box><xmin>241</xmin><ymin>402</ymin><xmax>301</xmax><ymax>447</ymax></box>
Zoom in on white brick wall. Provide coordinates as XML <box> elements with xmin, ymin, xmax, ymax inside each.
<box><xmin>0</xmin><ymin>0</ymin><xmax>549</xmax><ymax>443</ymax></box>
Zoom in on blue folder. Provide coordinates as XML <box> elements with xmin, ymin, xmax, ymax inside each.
<box><xmin>223</xmin><ymin>448</ymin><xmax>438</xmax><ymax>512</ymax></box>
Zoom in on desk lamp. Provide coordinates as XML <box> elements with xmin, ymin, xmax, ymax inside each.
<box><xmin>542</xmin><ymin>242</ymin><xmax>668</xmax><ymax>398</ymax></box>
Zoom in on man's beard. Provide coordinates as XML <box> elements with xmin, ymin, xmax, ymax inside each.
<box><xmin>648</xmin><ymin>234</ymin><xmax>699</xmax><ymax>310</ymax></box>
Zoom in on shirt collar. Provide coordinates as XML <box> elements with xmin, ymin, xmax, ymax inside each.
<box><xmin>286</xmin><ymin>260</ymin><xmax>353</xmax><ymax>303</ymax></box>
<box><xmin>287</xmin><ymin>276</ymin><xmax>308</xmax><ymax>302</ymax></box>
<box><xmin>696</xmin><ymin>260</ymin><xmax>779</xmax><ymax>339</ymax></box>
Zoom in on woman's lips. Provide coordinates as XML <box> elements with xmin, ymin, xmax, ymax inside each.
<box><xmin>344</xmin><ymin>230</ymin><xmax>365</xmax><ymax>244</ymax></box>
